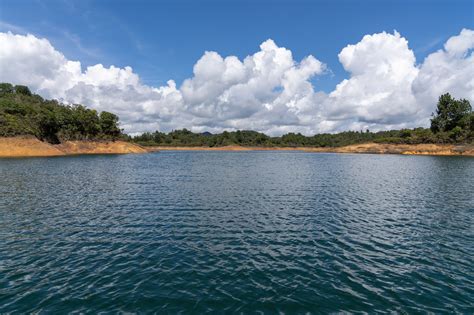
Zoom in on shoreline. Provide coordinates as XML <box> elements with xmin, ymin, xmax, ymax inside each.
<box><xmin>0</xmin><ymin>137</ymin><xmax>473</xmax><ymax>157</ymax></box>
<box><xmin>0</xmin><ymin>137</ymin><xmax>147</xmax><ymax>158</ymax></box>
<box><xmin>145</xmin><ymin>143</ymin><xmax>474</xmax><ymax>156</ymax></box>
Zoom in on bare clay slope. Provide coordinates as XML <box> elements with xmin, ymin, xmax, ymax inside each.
<box><xmin>0</xmin><ymin>137</ymin><xmax>147</xmax><ymax>157</ymax></box>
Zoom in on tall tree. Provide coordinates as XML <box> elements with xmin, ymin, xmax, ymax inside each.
<box><xmin>431</xmin><ymin>93</ymin><xmax>472</xmax><ymax>132</ymax></box>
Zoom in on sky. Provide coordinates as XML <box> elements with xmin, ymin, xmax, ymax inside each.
<box><xmin>0</xmin><ymin>0</ymin><xmax>473</xmax><ymax>135</ymax></box>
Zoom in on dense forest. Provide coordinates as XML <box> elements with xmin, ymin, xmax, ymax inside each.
<box><xmin>0</xmin><ymin>83</ymin><xmax>122</xmax><ymax>143</ymax></box>
<box><xmin>1</xmin><ymin>83</ymin><xmax>472</xmax><ymax>147</ymax></box>
<box><xmin>132</xmin><ymin>93</ymin><xmax>473</xmax><ymax>147</ymax></box>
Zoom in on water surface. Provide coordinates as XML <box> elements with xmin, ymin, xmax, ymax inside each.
<box><xmin>1</xmin><ymin>152</ymin><xmax>473</xmax><ymax>313</ymax></box>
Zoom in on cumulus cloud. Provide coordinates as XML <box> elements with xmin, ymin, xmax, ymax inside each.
<box><xmin>179</xmin><ymin>39</ymin><xmax>325</xmax><ymax>134</ymax></box>
<box><xmin>412</xmin><ymin>28</ymin><xmax>474</xmax><ymax>120</ymax></box>
<box><xmin>0</xmin><ymin>32</ymin><xmax>185</xmax><ymax>133</ymax></box>
<box><xmin>0</xmin><ymin>29</ymin><xmax>473</xmax><ymax>134</ymax></box>
<box><xmin>323</xmin><ymin>31</ymin><xmax>419</xmax><ymax>130</ymax></box>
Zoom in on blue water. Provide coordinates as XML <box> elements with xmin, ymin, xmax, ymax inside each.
<box><xmin>1</xmin><ymin>151</ymin><xmax>473</xmax><ymax>313</ymax></box>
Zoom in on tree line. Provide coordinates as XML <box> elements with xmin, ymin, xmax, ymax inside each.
<box><xmin>1</xmin><ymin>83</ymin><xmax>472</xmax><ymax>147</ymax></box>
<box><xmin>131</xmin><ymin>93</ymin><xmax>473</xmax><ymax>147</ymax></box>
<box><xmin>0</xmin><ymin>83</ymin><xmax>122</xmax><ymax>143</ymax></box>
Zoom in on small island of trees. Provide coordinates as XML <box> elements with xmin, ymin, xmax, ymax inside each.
<box><xmin>1</xmin><ymin>82</ymin><xmax>472</xmax><ymax>147</ymax></box>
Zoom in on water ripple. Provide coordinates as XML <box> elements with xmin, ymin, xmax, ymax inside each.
<box><xmin>1</xmin><ymin>152</ymin><xmax>473</xmax><ymax>313</ymax></box>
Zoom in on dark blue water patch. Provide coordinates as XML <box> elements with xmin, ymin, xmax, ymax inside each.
<box><xmin>1</xmin><ymin>152</ymin><xmax>473</xmax><ymax>313</ymax></box>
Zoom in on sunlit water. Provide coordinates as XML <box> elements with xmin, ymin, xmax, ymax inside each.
<box><xmin>1</xmin><ymin>151</ymin><xmax>473</xmax><ymax>313</ymax></box>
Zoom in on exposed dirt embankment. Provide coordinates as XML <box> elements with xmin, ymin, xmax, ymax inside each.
<box><xmin>146</xmin><ymin>143</ymin><xmax>474</xmax><ymax>156</ymax></box>
<box><xmin>0</xmin><ymin>137</ymin><xmax>65</xmax><ymax>157</ymax></box>
<box><xmin>1</xmin><ymin>138</ymin><xmax>472</xmax><ymax>157</ymax></box>
<box><xmin>56</xmin><ymin>140</ymin><xmax>148</xmax><ymax>155</ymax></box>
<box><xmin>0</xmin><ymin>137</ymin><xmax>147</xmax><ymax>157</ymax></box>
<box><xmin>323</xmin><ymin>143</ymin><xmax>474</xmax><ymax>155</ymax></box>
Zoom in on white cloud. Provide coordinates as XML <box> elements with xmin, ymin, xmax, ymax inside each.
<box><xmin>318</xmin><ymin>29</ymin><xmax>473</xmax><ymax>132</ymax></box>
<box><xmin>412</xmin><ymin>28</ymin><xmax>474</xmax><ymax>119</ymax></box>
<box><xmin>179</xmin><ymin>39</ymin><xmax>325</xmax><ymax>134</ymax></box>
<box><xmin>322</xmin><ymin>31</ymin><xmax>420</xmax><ymax>130</ymax></box>
<box><xmin>0</xmin><ymin>29</ymin><xmax>473</xmax><ymax>135</ymax></box>
<box><xmin>0</xmin><ymin>32</ymin><xmax>184</xmax><ymax>134</ymax></box>
<box><xmin>0</xmin><ymin>32</ymin><xmax>74</xmax><ymax>97</ymax></box>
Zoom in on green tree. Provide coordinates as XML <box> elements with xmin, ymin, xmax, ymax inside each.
<box><xmin>431</xmin><ymin>93</ymin><xmax>472</xmax><ymax>132</ymax></box>
<box><xmin>450</xmin><ymin>126</ymin><xmax>464</xmax><ymax>141</ymax></box>
<box><xmin>0</xmin><ymin>83</ymin><xmax>14</xmax><ymax>96</ymax></box>
<box><xmin>99</xmin><ymin>111</ymin><xmax>121</xmax><ymax>138</ymax></box>
<box><xmin>14</xmin><ymin>85</ymin><xmax>32</xmax><ymax>96</ymax></box>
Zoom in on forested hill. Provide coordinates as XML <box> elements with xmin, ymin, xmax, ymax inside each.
<box><xmin>0</xmin><ymin>83</ymin><xmax>122</xmax><ymax>144</ymax></box>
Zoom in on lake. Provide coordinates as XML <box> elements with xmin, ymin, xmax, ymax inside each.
<box><xmin>1</xmin><ymin>151</ymin><xmax>473</xmax><ymax>313</ymax></box>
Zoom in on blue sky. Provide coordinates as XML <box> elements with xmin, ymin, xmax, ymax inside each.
<box><xmin>0</xmin><ymin>0</ymin><xmax>473</xmax><ymax>134</ymax></box>
<box><xmin>1</xmin><ymin>0</ymin><xmax>472</xmax><ymax>92</ymax></box>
